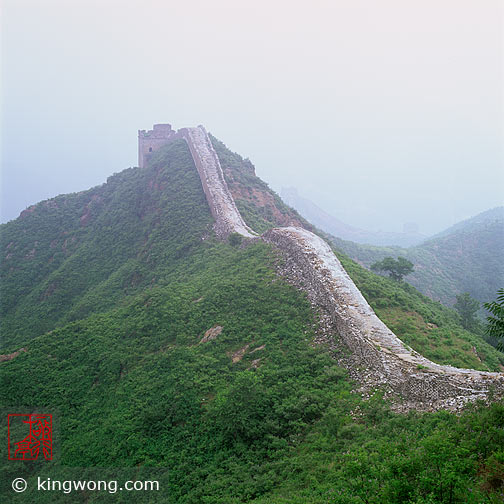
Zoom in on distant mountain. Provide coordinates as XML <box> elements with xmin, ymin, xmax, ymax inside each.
<box><xmin>331</xmin><ymin>206</ymin><xmax>504</xmax><ymax>307</ymax></box>
<box><xmin>431</xmin><ymin>206</ymin><xmax>504</xmax><ymax>239</ymax></box>
<box><xmin>280</xmin><ymin>187</ymin><xmax>427</xmax><ymax>247</ymax></box>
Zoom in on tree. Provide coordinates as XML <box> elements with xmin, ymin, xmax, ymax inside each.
<box><xmin>454</xmin><ymin>292</ymin><xmax>480</xmax><ymax>331</ymax></box>
<box><xmin>228</xmin><ymin>232</ymin><xmax>243</xmax><ymax>247</ymax></box>
<box><xmin>483</xmin><ymin>288</ymin><xmax>504</xmax><ymax>350</ymax></box>
<box><xmin>370</xmin><ymin>256</ymin><xmax>414</xmax><ymax>282</ymax></box>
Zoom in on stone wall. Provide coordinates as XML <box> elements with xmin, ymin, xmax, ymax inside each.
<box><xmin>263</xmin><ymin>227</ymin><xmax>504</xmax><ymax>409</ymax></box>
<box><xmin>182</xmin><ymin>126</ymin><xmax>256</xmax><ymax>239</ymax></box>
<box><xmin>138</xmin><ymin>124</ymin><xmax>177</xmax><ymax>168</ymax></box>
<box><xmin>138</xmin><ymin>124</ymin><xmax>256</xmax><ymax>238</ymax></box>
<box><xmin>138</xmin><ymin>123</ymin><xmax>504</xmax><ymax>409</ymax></box>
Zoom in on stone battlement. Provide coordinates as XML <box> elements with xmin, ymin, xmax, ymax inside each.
<box><xmin>138</xmin><ymin>124</ymin><xmax>177</xmax><ymax>168</ymax></box>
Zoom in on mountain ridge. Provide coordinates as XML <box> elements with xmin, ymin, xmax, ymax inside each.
<box><xmin>122</xmin><ymin>124</ymin><xmax>504</xmax><ymax>409</ymax></box>
<box><xmin>330</xmin><ymin>207</ymin><xmax>504</xmax><ymax>307</ymax></box>
<box><xmin>429</xmin><ymin>206</ymin><xmax>504</xmax><ymax>240</ymax></box>
<box><xmin>2</xmin><ymin>125</ymin><xmax>503</xmax><ymax>401</ymax></box>
<box><xmin>281</xmin><ymin>186</ymin><xmax>428</xmax><ymax>247</ymax></box>
<box><xmin>2</xmin><ymin>125</ymin><xmax>504</xmax><ymax>502</ymax></box>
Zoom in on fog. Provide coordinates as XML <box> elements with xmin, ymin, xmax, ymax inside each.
<box><xmin>2</xmin><ymin>0</ymin><xmax>503</xmax><ymax>236</ymax></box>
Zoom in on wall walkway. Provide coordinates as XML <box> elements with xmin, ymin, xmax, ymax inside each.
<box><xmin>146</xmin><ymin>123</ymin><xmax>504</xmax><ymax>408</ymax></box>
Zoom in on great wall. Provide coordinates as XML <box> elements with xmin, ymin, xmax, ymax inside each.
<box><xmin>139</xmin><ymin>123</ymin><xmax>504</xmax><ymax>410</ymax></box>
<box><xmin>139</xmin><ymin>124</ymin><xmax>256</xmax><ymax>238</ymax></box>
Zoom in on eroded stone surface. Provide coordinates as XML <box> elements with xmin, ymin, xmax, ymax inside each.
<box><xmin>200</xmin><ymin>325</ymin><xmax>223</xmax><ymax>344</ymax></box>
<box><xmin>231</xmin><ymin>343</ymin><xmax>250</xmax><ymax>363</ymax></box>
<box><xmin>0</xmin><ymin>347</ymin><xmax>27</xmax><ymax>362</ymax></box>
<box><xmin>182</xmin><ymin>126</ymin><xmax>256</xmax><ymax>239</ymax></box>
<box><xmin>139</xmin><ymin>123</ymin><xmax>504</xmax><ymax>410</ymax></box>
<box><xmin>263</xmin><ymin>227</ymin><xmax>504</xmax><ymax>410</ymax></box>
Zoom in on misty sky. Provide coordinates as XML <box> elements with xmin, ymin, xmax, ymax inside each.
<box><xmin>2</xmin><ymin>0</ymin><xmax>503</xmax><ymax>236</ymax></box>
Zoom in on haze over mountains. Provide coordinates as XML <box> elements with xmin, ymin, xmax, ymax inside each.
<box><xmin>331</xmin><ymin>207</ymin><xmax>504</xmax><ymax>309</ymax></box>
<box><xmin>281</xmin><ymin>187</ymin><xmax>428</xmax><ymax>247</ymax></box>
<box><xmin>281</xmin><ymin>188</ymin><xmax>504</xmax><ymax>307</ymax></box>
<box><xmin>3</xmin><ymin>0</ymin><xmax>503</xmax><ymax>501</ymax></box>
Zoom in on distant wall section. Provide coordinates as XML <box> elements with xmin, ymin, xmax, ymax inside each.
<box><xmin>138</xmin><ymin>123</ymin><xmax>256</xmax><ymax>238</ymax></box>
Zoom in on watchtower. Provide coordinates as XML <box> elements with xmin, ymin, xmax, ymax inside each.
<box><xmin>138</xmin><ymin>124</ymin><xmax>176</xmax><ymax>168</ymax></box>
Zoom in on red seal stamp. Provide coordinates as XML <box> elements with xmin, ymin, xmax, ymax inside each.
<box><xmin>8</xmin><ymin>414</ymin><xmax>53</xmax><ymax>461</ymax></box>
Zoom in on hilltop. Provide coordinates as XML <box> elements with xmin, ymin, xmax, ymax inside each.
<box><xmin>432</xmin><ymin>207</ymin><xmax>504</xmax><ymax>239</ymax></box>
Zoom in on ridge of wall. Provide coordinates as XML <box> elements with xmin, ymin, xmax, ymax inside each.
<box><xmin>263</xmin><ymin>227</ymin><xmax>504</xmax><ymax>409</ymax></box>
<box><xmin>139</xmin><ymin>124</ymin><xmax>256</xmax><ymax>239</ymax></box>
<box><xmin>138</xmin><ymin>123</ymin><xmax>504</xmax><ymax>409</ymax></box>
<box><xmin>181</xmin><ymin>126</ymin><xmax>256</xmax><ymax>239</ymax></box>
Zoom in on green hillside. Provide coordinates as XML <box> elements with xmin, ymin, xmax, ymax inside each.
<box><xmin>330</xmin><ymin>208</ymin><xmax>504</xmax><ymax>308</ymax></box>
<box><xmin>1</xmin><ymin>140</ymin><xmax>213</xmax><ymax>349</ymax></box>
<box><xmin>211</xmin><ymin>138</ymin><xmax>504</xmax><ymax>371</ymax></box>
<box><xmin>432</xmin><ymin>207</ymin><xmax>504</xmax><ymax>239</ymax></box>
<box><xmin>1</xmin><ymin>138</ymin><xmax>504</xmax><ymax>503</ymax></box>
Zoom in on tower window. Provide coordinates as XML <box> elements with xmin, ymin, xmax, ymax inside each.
<box><xmin>149</xmin><ymin>147</ymin><xmax>153</xmax><ymax>152</ymax></box>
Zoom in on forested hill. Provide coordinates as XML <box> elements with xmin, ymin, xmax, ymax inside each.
<box><xmin>431</xmin><ymin>206</ymin><xmax>504</xmax><ymax>239</ymax></box>
<box><xmin>1</xmin><ymin>136</ymin><xmax>502</xmax><ymax>366</ymax></box>
<box><xmin>331</xmin><ymin>207</ymin><xmax>504</xmax><ymax>307</ymax></box>
<box><xmin>0</xmin><ymin>136</ymin><xmax>307</xmax><ymax>350</ymax></box>
<box><xmin>1</xmin><ymin>135</ymin><xmax>504</xmax><ymax>503</ymax></box>
<box><xmin>1</xmin><ymin>140</ymin><xmax>213</xmax><ymax>348</ymax></box>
